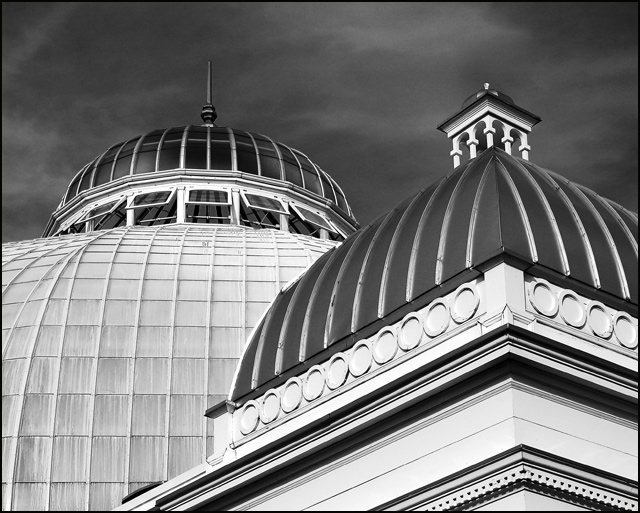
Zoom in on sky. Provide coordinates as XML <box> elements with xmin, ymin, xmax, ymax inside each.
<box><xmin>2</xmin><ymin>2</ymin><xmax>638</xmax><ymax>243</ymax></box>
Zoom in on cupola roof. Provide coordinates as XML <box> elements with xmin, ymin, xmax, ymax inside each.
<box><xmin>230</xmin><ymin>147</ymin><xmax>638</xmax><ymax>402</ymax></box>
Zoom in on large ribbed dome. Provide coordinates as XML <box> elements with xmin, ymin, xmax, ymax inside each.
<box><xmin>60</xmin><ymin>126</ymin><xmax>351</xmax><ymax>214</ymax></box>
<box><xmin>230</xmin><ymin>147</ymin><xmax>638</xmax><ymax>401</ymax></box>
<box><xmin>2</xmin><ymin>224</ymin><xmax>337</xmax><ymax>510</ymax></box>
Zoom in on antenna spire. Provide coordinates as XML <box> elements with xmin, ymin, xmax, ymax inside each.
<box><xmin>201</xmin><ymin>61</ymin><xmax>218</xmax><ymax>126</ymax></box>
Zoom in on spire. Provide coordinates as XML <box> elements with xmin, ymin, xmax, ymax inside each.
<box><xmin>201</xmin><ymin>61</ymin><xmax>218</xmax><ymax>126</ymax></box>
<box><xmin>437</xmin><ymin>83</ymin><xmax>541</xmax><ymax>168</ymax></box>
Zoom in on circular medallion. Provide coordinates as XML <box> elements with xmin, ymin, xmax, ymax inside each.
<box><xmin>280</xmin><ymin>377</ymin><xmax>303</xmax><ymax>413</ymax></box>
<box><xmin>239</xmin><ymin>400</ymin><xmax>260</xmax><ymax>435</ymax></box>
<box><xmin>529</xmin><ymin>281</ymin><xmax>558</xmax><ymax>317</ymax></box>
<box><xmin>302</xmin><ymin>365</ymin><xmax>325</xmax><ymax>401</ymax></box>
<box><xmin>450</xmin><ymin>284</ymin><xmax>479</xmax><ymax>323</ymax></box>
<box><xmin>613</xmin><ymin>312</ymin><xmax>637</xmax><ymax>349</ymax></box>
<box><xmin>349</xmin><ymin>341</ymin><xmax>373</xmax><ymax>377</ymax></box>
<box><xmin>399</xmin><ymin>314</ymin><xmax>423</xmax><ymax>351</ymax></box>
<box><xmin>259</xmin><ymin>390</ymin><xmax>280</xmax><ymax>424</ymax></box>
<box><xmin>326</xmin><ymin>354</ymin><xmax>349</xmax><ymax>389</ymax></box>
<box><xmin>423</xmin><ymin>300</ymin><xmax>450</xmax><ymax>337</ymax></box>
<box><xmin>373</xmin><ymin>329</ymin><xmax>398</xmax><ymax>364</ymax></box>
<box><xmin>558</xmin><ymin>291</ymin><xmax>586</xmax><ymax>328</ymax></box>
<box><xmin>587</xmin><ymin>301</ymin><xmax>613</xmax><ymax>339</ymax></box>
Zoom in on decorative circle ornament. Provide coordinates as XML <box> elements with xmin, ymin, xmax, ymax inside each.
<box><xmin>280</xmin><ymin>377</ymin><xmax>303</xmax><ymax>413</ymax></box>
<box><xmin>302</xmin><ymin>365</ymin><xmax>325</xmax><ymax>401</ymax></box>
<box><xmin>529</xmin><ymin>281</ymin><xmax>558</xmax><ymax>317</ymax></box>
<box><xmin>326</xmin><ymin>353</ymin><xmax>349</xmax><ymax>389</ymax></box>
<box><xmin>423</xmin><ymin>300</ymin><xmax>450</xmax><ymax>337</ymax></box>
<box><xmin>613</xmin><ymin>312</ymin><xmax>637</xmax><ymax>349</ymax></box>
<box><xmin>558</xmin><ymin>291</ymin><xmax>586</xmax><ymax>328</ymax></box>
<box><xmin>260</xmin><ymin>390</ymin><xmax>280</xmax><ymax>424</ymax></box>
<box><xmin>399</xmin><ymin>314</ymin><xmax>423</xmax><ymax>351</ymax></box>
<box><xmin>450</xmin><ymin>284</ymin><xmax>479</xmax><ymax>323</ymax></box>
<box><xmin>239</xmin><ymin>400</ymin><xmax>260</xmax><ymax>435</ymax></box>
<box><xmin>373</xmin><ymin>328</ymin><xmax>398</xmax><ymax>364</ymax></box>
<box><xmin>349</xmin><ymin>340</ymin><xmax>373</xmax><ymax>377</ymax></box>
<box><xmin>587</xmin><ymin>301</ymin><xmax>613</xmax><ymax>339</ymax></box>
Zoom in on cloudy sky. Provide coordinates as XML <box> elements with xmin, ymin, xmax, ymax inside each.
<box><xmin>2</xmin><ymin>2</ymin><xmax>637</xmax><ymax>243</ymax></box>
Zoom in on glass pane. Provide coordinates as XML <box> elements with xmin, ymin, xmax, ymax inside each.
<box><xmin>158</xmin><ymin>147</ymin><xmax>181</xmax><ymax>171</ymax></box>
<box><xmin>90</xmin><ymin>437</ymin><xmax>126</xmax><ymax>482</ymax></box>
<box><xmin>103</xmin><ymin>300</ymin><xmax>137</xmax><ymax>326</ymax></box>
<box><xmin>21</xmin><ymin>395</ymin><xmax>55</xmax><ymax>435</ymax></box>
<box><xmin>15</xmin><ymin>437</ymin><xmax>52</xmax><ymax>481</ymax></box>
<box><xmin>136</xmin><ymin>327</ymin><xmax>171</xmax><ymax>357</ymax></box>
<box><xmin>243</xmin><ymin>193</ymin><xmax>286</xmax><ymax>213</ymax></box>
<box><xmin>185</xmin><ymin>141</ymin><xmax>207</xmax><ymax>169</ymax></box>
<box><xmin>93</xmin><ymin>395</ymin><xmax>129</xmax><ymax>435</ymax></box>
<box><xmin>169</xmin><ymin>397</ymin><xmax>204</xmax><ymax>436</ymax></box>
<box><xmin>99</xmin><ymin>326</ymin><xmax>134</xmax><ymax>357</ymax></box>
<box><xmin>139</xmin><ymin>301</ymin><xmax>173</xmax><ymax>326</ymax></box>
<box><xmin>71</xmin><ymin>278</ymin><xmax>106</xmax><ymax>299</ymax></box>
<box><xmin>129</xmin><ymin>437</ymin><xmax>164</xmax><ymax>482</ymax></box>
<box><xmin>294</xmin><ymin>205</ymin><xmax>334</xmax><ymax>231</ymax></box>
<box><xmin>112</xmin><ymin>154</ymin><xmax>133</xmax><ymax>181</ymax></box>
<box><xmin>173</xmin><ymin>327</ymin><xmax>206</xmax><ymax>357</ymax></box>
<box><xmin>171</xmin><ymin>359</ymin><xmax>204</xmax><ymax>394</ymax></box>
<box><xmin>58</xmin><ymin>358</ymin><xmax>94</xmax><ymax>393</ymax></box>
<box><xmin>66</xmin><ymin>175</ymin><xmax>82</xmax><ymax>203</ymax></box>
<box><xmin>62</xmin><ymin>325</ymin><xmax>99</xmax><ymax>356</ymax></box>
<box><xmin>209</xmin><ymin>327</ymin><xmax>243</xmax><ymax>358</ymax></box>
<box><xmin>52</xmin><ymin>437</ymin><xmax>89</xmax><ymax>481</ymax></box>
<box><xmin>54</xmin><ymin>396</ymin><xmax>91</xmax><ymax>435</ymax></box>
<box><xmin>133</xmin><ymin>150</ymin><xmax>157</xmax><ymax>174</ymax></box>
<box><xmin>66</xmin><ymin>299</ymin><xmax>101</xmax><ymax>325</ymax></box>
<box><xmin>142</xmin><ymin>280</ymin><xmax>174</xmax><ymax>300</ymax></box>
<box><xmin>133</xmin><ymin>358</ymin><xmax>168</xmax><ymax>394</ymax></box>
<box><xmin>177</xmin><ymin>280</ymin><xmax>208</xmax><ymax>301</ymax></box>
<box><xmin>188</xmin><ymin>189</ymin><xmax>228</xmax><ymax>204</ymax></box>
<box><xmin>174</xmin><ymin>301</ymin><xmax>207</xmax><ymax>326</ymax></box>
<box><xmin>26</xmin><ymin>357</ymin><xmax>57</xmax><ymax>393</ymax></box>
<box><xmin>96</xmin><ymin>358</ymin><xmax>130</xmax><ymax>394</ymax></box>
<box><xmin>78</xmin><ymin>164</ymin><xmax>95</xmax><ymax>193</ymax></box>
<box><xmin>50</xmin><ymin>483</ymin><xmax>86</xmax><ymax>511</ymax></box>
<box><xmin>132</xmin><ymin>395</ymin><xmax>166</xmax><ymax>435</ymax></box>
<box><xmin>278</xmin><ymin>144</ymin><xmax>303</xmax><ymax>186</ymax></box>
<box><xmin>132</xmin><ymin>191</ymin><xmax>171</xmax><ymax>207</ymax></box>
<box><xmin>319</xmin><ymin>172</ymin><xmax>337</xmax><ymax>203</ymax></box>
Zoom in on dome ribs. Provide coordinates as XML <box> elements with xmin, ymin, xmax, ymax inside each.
<box><xmin>407</xmin><ymin>165</ymin><xmax>466</xmax><ymax>302</ymax></box>
<box><xmin>579</xmin><ymin>187</ymin><xmax>637</xmax><ymax>302</ymax></box>
<box><xmin>499</xmin><ymin>156</ymin><xmax>566</xmax><ymax>273</ymax></box>
<box><xmin>352</xmin><ymin>196</ymin><xmax>415</xmax><ymax>334</ymax></box>
<box><xmin>252</xmin><ymin>283</ymin><xmax>297</xmax><ymax>390</ymax></box>
<box><xmin>378</xmin><ymin>180</ymin><xmax>440</xmax><ymax>319</ymax></box>
<box><xmin>523</xmin><ymin>163</ymin><xmax>597</xmax><ymax>287</ymax></box>
<box><xmin>231</xmin><ymin>317</ymin><xmax>264</xmax><ymax>399</ymax></box>
<box><xmin>276</xmin><ymin>248</ymin><xmax>336</xmax><ymax>374</ymax></box>
<box><xmin>494</xmin><ymin>158</ymin><xmax>537</xmax><ymax>261</ymax></box>
<box><xmin>326</xmin><ymin>219</ymin><xmax>383</xmax><ymax>347</ymax></box>
<box><xmin>438</xmin><ymin>150</ymin><xmax>494</xmax><ymax>284</ymax></box>
<box><xmin>467</xmin><ymin>156</ymin><xmax>503</xmax><ymax>268</ymax></box>
<box><xmin>299</xmin><ymin>235</ymin><xmax>360</xmax><ymax>362</ymax></box>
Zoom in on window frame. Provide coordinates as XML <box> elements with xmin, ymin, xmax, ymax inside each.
<box><xmin>240</xmin><ymin>191</ymin><xmax>288</xmax><ymax>214</ymax></box>
<box><xmin>128</xmin><ymin>188</ymin><xmax>177</xmax><ymax>209</ymax></box>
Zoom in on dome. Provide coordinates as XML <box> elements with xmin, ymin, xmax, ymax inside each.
<box><xmin>43</xmin><ymin>126</ymin><xmax>358</xmax><ymax>243</ymax></box>
<box><xmin>230</xmin><ymin>147</ymin><xmax>638</xmax><ymax>402</ymax></box>
<box><xmin>2</xmin><ymin>224</ymin><xmax>338</xmax><ymax>510</ymax></box>
<box><xmin>461</xmin><ymin>86</ymin><xmax>514</xmax><ymax>110</ymax></box>
<box><xmin>60</xmin><ymin>126</ymin><xmax>351</xmax><ymax>213</ymax></box>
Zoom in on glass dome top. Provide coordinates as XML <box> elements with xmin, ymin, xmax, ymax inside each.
<box><xmin>62</xmin><ymin>126</ymin><xmax>352</xmax><ymax>216</ymax></box>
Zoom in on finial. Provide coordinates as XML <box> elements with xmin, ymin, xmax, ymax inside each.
<box><xmin>201</xmin><ymin>61</ymin><xmax>218</xmax><ymax>126</ymax></box>
<box><xmin>484</xmin><ymin>83</ymin><xmax>490</xmax><ymax>90</ymax></box>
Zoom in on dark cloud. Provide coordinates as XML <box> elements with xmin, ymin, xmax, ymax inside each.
<box><xmin>2</xmin><ymin>2</ymin><xmax>637</xmax><ymax>243</ymax></box>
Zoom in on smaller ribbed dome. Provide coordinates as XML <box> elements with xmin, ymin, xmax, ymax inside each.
<box><xmin>61</xmin><ymin>126</ymin><xmax>351</xmax><ymax>215</ymax></box>
<box><xmin>461</xmin><ymin>86</ymin><xmax>514</xmax><ymax>109</ymax></box>
<box><xmin>230</xmin><ymin>147</ymin><xmax>638</xmax><ymax>402</ymax></box>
